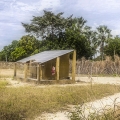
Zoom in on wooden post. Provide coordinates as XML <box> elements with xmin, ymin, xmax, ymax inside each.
<box><xmin>37</xmin><ymin>64</ymin><xmax>40</xmax><ymax>82</ymax></box>
<box><xmin>56</xmin><ymin>57</ymin><xmax>60</xmax><ymax>81</ymax></box>
<box><xmin>14</xmin><ymin>62</ymin><xmax>17</xmax><ymax>77</ymax></box>
<box><xmin>40</xmin><ymin>64</ymin><xmax>42</xmax><ymax>80</ymax></box>
<box><xmin>72</xmin><ymin>50</ymin><xmax>76</xmax><ymax>82</ymax></box>
<box><xmin>24</xmin><ymin>63</ymin><xmax>28</xmax><ymax>81</ymax></box>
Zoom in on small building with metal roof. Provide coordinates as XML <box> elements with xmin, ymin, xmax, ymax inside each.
<box><xmin>14</xmin><ymin>50</ymin><xmax>76</xmax><ymax>84</ymax></box>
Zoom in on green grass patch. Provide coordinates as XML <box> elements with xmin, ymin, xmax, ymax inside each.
<box><xmin>0</xmin><ymin>80</ymin><xmax>8</xmax><ymax>88</ymax></box>
<box><xmin>0</xmin><ymin>83</ymin><xmax>120</xmax><ymax>119</ymax></box>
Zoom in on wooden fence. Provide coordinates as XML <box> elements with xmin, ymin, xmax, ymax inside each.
<box><xmin>70</xmin><ymin>56</ymin><xmax>120</xmax><ymax>76</ymax></box>
<box><xmin>1</xmin><ymin>56</ymin><xmax>120</xmax><ymax>77</ymax></box>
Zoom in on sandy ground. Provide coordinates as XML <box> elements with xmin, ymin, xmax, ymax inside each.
<box><xmin>0</xmin><ymin>69</ymin><xmax>14</xmax><ymax>76</ymax></box>
<box><xmin>2</xmin><ymin>76</ymin><xmax>120</xmax><ymax>120</ymax></box>
<box><xmin>76</xmin><ymin>76</ymin><xmax>120</xmax><ymax>85</ymax></box>
<box><xmin>34</xmin><ymin>77</ymin><xmax>120</xmax><ymax>120</ymax></box>
<box><xmin>35</xmin><ymin>93</ymin><xmax>120</xmax><ymax>120</ymax></box>
<box><xmin>6</xmin><ymin>79</ymin><xmax>34</xmax><ymax>87</ymax></box>
<box><xmin>5</xmin><ymin>76</ymin><xmax>120</xmax><ymax>87</ymax></box>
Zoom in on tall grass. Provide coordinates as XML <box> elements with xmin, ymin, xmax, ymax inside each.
<box><xmin>68</xmin><ymin>101</ymin><xmax>120</xmax><ymax>120</ymax></box>
<box><xmin>0</xmin><ymin>82</ymin><xmax>120</xmax><ymax>119</ymax></box>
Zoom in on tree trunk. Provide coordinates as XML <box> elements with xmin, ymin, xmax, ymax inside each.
<box><xmin>101</xmin><ymin>41</ymin><xmax>104</xmax><ymax>61</ymax></box>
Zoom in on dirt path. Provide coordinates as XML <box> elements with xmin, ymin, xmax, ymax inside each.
<box><xmin>5</xmin><ymin>78</ymin><xmax>34</xmax><ymax>87</ymax></box>
<box><xmin>34</xmin><ymin>77</ymin><xmax>120</xmax><ymax>120</ymax></box>
<box><xmin>35</xmin><ymin>93</ymin><xmax>120</xmax><ymax>120</ymax></box>
<box><xmin>3</xmin><ymin>76</ymin><xmax>120</xmax><ymax>87</ymax></box>
<box><xmin>76</xmin><ymin>76</ymin><xmax>120</xmax><ymax>85</ymax></box>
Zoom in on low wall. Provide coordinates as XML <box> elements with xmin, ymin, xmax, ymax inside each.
<box><xmin>0</xmin><ymin>62</ymin><xmax>14</xmax><ymax>69</ymax></box>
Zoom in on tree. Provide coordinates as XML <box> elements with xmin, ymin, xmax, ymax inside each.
<box><xmin>22</xmin><ymin>11</ymin><xmax>93</xmax><ymax>59</ymax></box>
<box><xmin>65</xmin><ymin>25</ymin><xmax>93</xmax><ymax>59</ymax></box>
<box><xmin>0</xmin><ymin>40</ymin><xmax>18</xmax><ymax>61</ymax></box>
<box><xmin>71</xmin><ymin>17</ymin><xmax>87</xmax><ymax>34</ymax></box>
<box><xmin>37</xmin><ymin>17</ymin><xmax>93</xmax><ymax>59</ymax></box>
<box><xmin>22</xmin><ymin>10</ymin><xmax>72</xmax><ymax>40</ymax></box>
<box><xmin>11</xmin><ymin>35</ymin><xmax>40</xmax><ymax>61</ymax></box>
<box><xmin>96</xmin><ymin>25</ymin><xmax>112</xmax><ymax>60</ymax></box>
<box><xmin>83</xmin><ymin>26</ymin><xmax>98</xmax><ymax>58</ymax></box>
<box><xmin>104</xmin><ymin>36</ymin><xmax>120</xmax><ymax>59</ymax></box>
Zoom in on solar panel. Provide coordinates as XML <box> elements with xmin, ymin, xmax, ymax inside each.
<box><xmin>17</xmin><ymin>50</ymin><xmax>74</xmax><ymax>63</ymax></box>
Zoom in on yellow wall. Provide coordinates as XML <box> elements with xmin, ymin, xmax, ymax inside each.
<box><xmin>59</xmin><ymin>54</ymin><xmax>69</xmax><ymax>79</ymax></box>
<box><xmin>28</xmin><ymin>53</ymin><xmax>70</xmax><ymax>80</ymax></box>
<box><xmin>43</xmin><ymin>54</ymin><xmax>69</xmax><ymax>80</ymax></box>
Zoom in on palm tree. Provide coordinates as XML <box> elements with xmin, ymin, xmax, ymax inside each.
<box><xmin>96</xmin><ymin>25</ymin><xmax>112</xmax><ymax>61</ymax></box>
<box><xmin>83</xmin><ymin>26</ymin><xmax>98</xmax><ymax>59</ymax></box>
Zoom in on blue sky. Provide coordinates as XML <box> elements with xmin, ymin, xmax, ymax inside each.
<box><xmin>0</xmin><ymin>0</ymin><xmax>120</xmax><ymax>50</ymax></box>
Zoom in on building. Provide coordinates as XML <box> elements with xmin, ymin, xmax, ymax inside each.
<box><xmin>14</xmin><ymin>50</ymin><xmax>76</xmax><ymax>84</ymax></box>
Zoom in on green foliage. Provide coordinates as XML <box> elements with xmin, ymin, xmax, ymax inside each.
<box><xmin>96</xmin><ymin>25</ymin><xmax>112</xmax><ymax>60</ymax></box>
<box><xmin>11</xmin><ymin>35</ymin><xmax>40</xmax><ymax>61</ymax></box>
<box><xmin>0</xmin><ymin>40</ymin><xmax>18</xmax><ymax>61</ymax></box>
<box><xmin>22</xmin><ymin>10</ymin><xmax>72</xmax><ymax>39</ymax></box>
<box><xmin>0</xmin><ymin>11</ymin><xmax>115</xmax><ymax>61</ymax></box>
<box><xmin>22</xmin><ymin>11</ymin><xmax>94</xmax><ymax>59</ymax></box>
<box><xmin>0</xmin><ymin>36</ymin><xmax>40</xmax><ymax>62</ymax></box>
<box><xmin>0</xmin><ymin>80</ymin><xmax>8</xmax><ymax>88</ymax></box>
<box><xmin>65</xmin><ymin>26</ymin><xmax>93</xmax><ymax>59</ymax></box>
<box><xmin>104</xmin><ymin>36</ymin><xmax>120</xmax><ymax>58</ymax></box>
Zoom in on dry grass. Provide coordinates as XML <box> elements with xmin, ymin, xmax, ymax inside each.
<box><xmin>68</xmin><ymin>105</ymin><xmax>120</xmax><ymax>120</ymax></box>
<box><xmin>68</xmin><ymin>99</ymin><xmax>120</xmax><ymax>120</ymax></box>
<box><xmin>69</xmin><ymin>55</ymin><xmax>120</xmax><ymax>76</ymax></box>
<box><xmin>0</xmin><ymin>69</ymin><xmax>14</xmax><ymax>78</ymax></box>
<box><xmin>0</xmin><ymin>80</ymin><xmax>120</xmax><ymax>120</ymax></box>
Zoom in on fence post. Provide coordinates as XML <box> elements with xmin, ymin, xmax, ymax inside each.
<box><xmin>72</xmin><ymin>50</ymin><xmax>76</xmax><ymax>82</ymax></box>
<box><xmin>14</xmin><ymin>62</ymin><xmax>17</xmax><ymax>77</ymax></box>
<box><xmin>56</xmin><ymin>57</ymin><xmax>60</xmax><ymax>81</ymax></box>
<box><xmin>78</xmin><ymin>65</ymin><xmax>80</xmax><ymax>79</ymax></box>
<box><xmin>24</xmin><ymin>63</ymin><xmax>28</xmax><ymax>81</ymax></box>
<box><xmin>40</xmin><ymin>64</ymin><xmax>42</xmax><ymax>80</ymax></box>
<box><xmin>91</xmin><ymin>62</ymin><xmax>93</xmax><ymax>77</ymax></box>
<box><xmin>37</xmin><ymin>64</ymin><xmax>40</xmax><ymax>82</ymax></box>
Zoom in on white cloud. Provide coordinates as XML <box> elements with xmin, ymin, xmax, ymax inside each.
<box><xmin>1</xmin><ymin>0</ymin><xmax>120</xmax><ymax>50</ymax></box>
<box><xmin>112</xmin><ymin>30</ymin><xmax>120</xmax><ymax>36</ymax></box>
<box><xmin>76</xmin><ymin>0</ymin><xmax>120</xmax><ymax>13</ymax></box>
<box><xmin>101</xmin><ymin>20</ymin><xmax>120</xmax><ymax>36</ymax></box>
<box><xmin>0</xmin><ymin>0</ymin><xmax>61</xmax><ymax>49</ymax></box>
<box><xmin>9</xmin><ymin>0</ymin><xmax>60</xmax><ymax>13</ymax></box>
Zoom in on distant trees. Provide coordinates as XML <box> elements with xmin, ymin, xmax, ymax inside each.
<box><xmin>64</xmin><ymin>23</ymin><xmax>92</xmax><ymax>59</ymax></box>
<box><xmin>0</xmin><ymin>10</ymin><xmax>119</xmax><ymax>62</ymax></box>
<box><xmin>96</xmin><ymin>25</ymin><xmax>112</xmax><ymax>60</ymax></box>
<box><xmin>11</xmin><ymin>35</ymin><xmax>40</xmax><ymax>61</ymax></box>
<box><xmin>0</xmin><ymin>40</ymin><xmax>18</xmax><ymax>61</ymax></box>
<box><xmin>104</xmin><ymin>36</ymin><xmax>120</xmax><ymax>59</ymax></box>
<box><xmin>0</xmin><ymin>35</ymin><xmax>40</xmax><ymax>61</ymax></box>
<box><xmin>22</xmin><ymin>10</ymin><xmax>72</xmax><ymax>40</ymax></box>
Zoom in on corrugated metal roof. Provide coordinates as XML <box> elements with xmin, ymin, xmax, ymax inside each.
<box><xmin>17</xmin><ymin>50</ymin><xmax>74</xmax><ymax>63</ymax></box>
